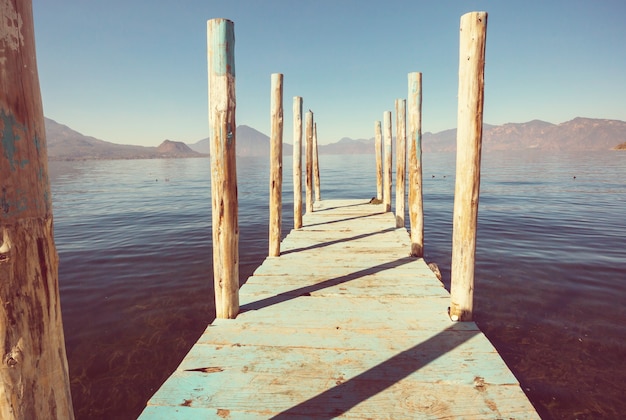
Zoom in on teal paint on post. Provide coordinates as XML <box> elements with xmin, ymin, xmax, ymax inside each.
<box><xmin>208</xmin><ymin>18</ymin><xmax>235</xmax><ymax>77</ymax></box>
<box><xmin>1</xmin><ymin>109</ymin><xmax>23</xmax><ymax>171</ymax></box>
<box><xmin>409</xmin><ymin>77</ymin><xmax>422</xmax><ymax>163</ymax></box>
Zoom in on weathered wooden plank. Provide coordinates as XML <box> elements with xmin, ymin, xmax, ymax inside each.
<box><xmin>170</xmin><ymin>346</ymin><xmax>518</xmax><ymax>390</ymax></box>
<box><xmin>251</xmin><ymin>257</ymin><xmax>431</xmax><ymax>277</ymax></box>
<box><xmin>238</xmin><ymin>279</ymin><xmax>449</xmax><ymax>299</ymax></box>
<box><xmin>189</xmin><ymin>325</ymin><xmax>490</xmax><ymax>354</ymax></box>
<box><xmin>146</xmin><ymin>370</ymin><xmax>536</xmax><ymax>419</ymax></box>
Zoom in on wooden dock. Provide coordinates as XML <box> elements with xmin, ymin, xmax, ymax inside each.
<box><xmin>140</xmin><ymin>199</ymin><xmax>538</xmax><ymax>419</ymax></box>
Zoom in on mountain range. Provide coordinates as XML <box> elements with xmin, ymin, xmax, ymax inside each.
<box><xmin>44</xmin><ymin>117</ymin><xmax>626</xmax><ymax>161</ymax></box>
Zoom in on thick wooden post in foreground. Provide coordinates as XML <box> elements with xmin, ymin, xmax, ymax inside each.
<box><xmin>395</xmin><ymin>99</ymin><xmax>407</xmax><ymax>228</ymax></box>
<box><xmin>208</xmin><ymin>18</ymin><xmax>239</xmax><ymax>319</ymax></box>
<box><xmin>383</xmin><ymin>111</ymin><xmax>392</xmax><ymax>212</ymax></box>
<box><xmin>408</xmin><ymin>72</ymin><xmax>424</xmax><ymax>257</ymax></box>
<box><xmin>293</xmin><ymin>97</ymin><xmax>303</xmax><ymax>228</ymax></box>
<box><xmin>0</xmin><ymin>1</ymin><xmax>74</xmax><ymax>418</ymax></box>
<box><xmin>305</xmin><ymin>111</ymin><xmax>314</xmax><ymax>213</ymax></box>
<box><xmin>269</xmin><ymin>73</ymin><xmax>283</xmax><ymax>257</ymax></box>
<box><xmin>313</xmin><ymin>123</ymin><xmax>321</xmax><ymax>202</ymax></box>
<box><xmin>375</xmin><ymin>121</ymin><xmax>383</xmax><ymax>200</ymax></box>
<box><xmin>450</xmin><ymin>11</ymin><xmax>488</xmax><ymax>322</ymax></box>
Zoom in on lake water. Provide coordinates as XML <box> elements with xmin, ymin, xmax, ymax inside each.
<box><xmin>48</xmin><ymin>151</ymin><xmax>625</xmax><ymax>419</ymax></box>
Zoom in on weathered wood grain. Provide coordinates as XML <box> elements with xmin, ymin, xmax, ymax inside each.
<box><xmin>313</xmin><ymin>123</ymin><xmax>321</xmax><ymax>202</ymax></box>
<box><xmin>141</xmin><ymin>199</ymin><xmax>538</xmax><ymax>419</ymax></box>
<box><xmin>0</xmin><ymin>1</ymin><xmax>74</xmax><ymax>417</ymax></box>
<box><xmin>395</xmin><ymin>99</ymin><xmax>407</xmax><ymax>228</ymax></box>
<box><xmin>207</xmin><ymin>18</ymin><xmax>239</xmax><ymax>319</ymax></box>
<box><xmin>269</xmin><ymin>73</ymin><xmax>283</xmax><ymax>257</ymax></box>
<box><xmin>408</xmin><ymin>71</ymin><xmax>424</xmax><ymax>257</ymax></box>
<box><xmin>292</xmin><ymin>96</ymin><xmax>303</xmax><ymax>229</ymax></box>
<box><xmin>305</xmin><ymin>111</ymin><xmax>314</xmax><ymax>213</ymax></box>
<box><xmin>374</xmin><ymin>121</ymin><xmax>383</xmax><ymax>200</ymax></box>
<box><xmin>383</xmin><ymin>111</ymin><xmax>393</xmax><ymax>212</ymax></box>
<box><xmin>450</xmin><ymin>11</ymin><xmax>488</xmax><ymax>322</ymax></box>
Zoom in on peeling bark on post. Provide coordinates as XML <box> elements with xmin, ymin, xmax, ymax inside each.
<box><xmin>207</xmin><ymin>18</ymin><xmax>239</xmax><ymax>319</ymax></box>
<box><xmin>269</xmin><ymin>73</ymin><xmax>283</xmax><ymax>257</ymax></box>
<box><xmin>395</xmin><ymin>99</ymin><xmax>407</xmax><ymax>228</ymax></box>
<box><xmin>383</xmin><ymin>111</ymin><xmax>392</xmax><ymax>213</ymax></box>
<box><xmin>450</xmin><ymin>11</ymin><xmax>488</xmax><ymax>322</ymax></box>
<box><xmin>313</xmin><ymin>123</ymin><xmax>321</xmax><ymax>202</ymax></box>
<box><xmin>305</xmin><ymin>111</ymin><xmax>314</xmax><ymax>213</ymax></box>
<box><xmin>293</xmin><ymin>97</ymin><xmax>303</xmax><ymax>229</ymax></box>
<box><xmin>375</xmin><ymin>121</ymin><xmax>383</xmax><ymax>201</ymax></box>
<box><xmin>0</xmin><ymin>0</ymin><xmax>74</xmax><ymax>418</ymax></box>
<box><xmin>408</xmin><ymin>72</ymin><xmax>424</xmax><ymax>257</ymax></box>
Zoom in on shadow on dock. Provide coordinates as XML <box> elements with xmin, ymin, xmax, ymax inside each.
<box><xmin>240</xmin><ymin>256</ymin><xmax>416</xmax><ymax>313</ymax></box>
<box><xmin>279</xmin><ymin>227</ymin><xmax>397</xmax><ymax>255</ymax></box>
<box><xmin>270</xmin><ymin>325</ymin><xmax>481</xmax><ymax>419</ymax></box>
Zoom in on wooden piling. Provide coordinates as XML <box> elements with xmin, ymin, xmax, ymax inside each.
<box><xmin>395</xmin><ymin>99</ymin><xmax>407</xmax><ymax>228</ymax></box>
<box><xmin>269</xmin><ymin>73</ymin><xmax>283</xmax><ymax>257</ymax></box>
<box><xmin>408</xmin><ymin>72</ymin><xmax>424</xmax><ymax>257</ymax></box>
<box><xmin>450</xmin><ymin>11</ymin><xmax>488</xmax><ymax>322</ymax></box>
<box><xmin>293</xmin><ymin>97</ymin><xmax>303</xmax><ymax>229</ymax></box>
<box><xmin>313</xmin><ymin>123</ymin><xmax>321</xmax><ymax>202</ymax></box>
<box><xmin>0</xmin><ymin>1</ymin><xmax>74</xmax><ymax>417</ymax></box>
<box><xmin>312</xmin><ymin>124</ymin><xmax>319</xmax><ymax>201</ymax></box>
<box><xmin>207</xmin><ymin>18</ymin><xmax>239</xmax><ymax>319</ymax></box>
<box><xmin>375</xmin><ymin>121</ymin><xmax>383</xmax><ymax>201</ymax></box>
<box><xmin>383</xmin><ymin>111</ymin><xmax>392</xmax><ymax>212</ymax></box>
<box><xmin>305</xmin><ymin>111</ymin><xmax>314</xmax><ymax>213</ymax></box>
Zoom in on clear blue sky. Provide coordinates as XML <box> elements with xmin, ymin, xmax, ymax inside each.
<box><xmin>32</xmin><ymin>0</ymin><xmax>626</xmax><ymax>146</ymax></box>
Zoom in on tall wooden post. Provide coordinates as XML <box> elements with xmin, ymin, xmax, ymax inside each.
<box><xmin>269</xmin><ymin>73</ymin><xmax>283</xmax><ymax>257</ymax></box>
<box><xmin>208</xmin><ymin>18</ymin><xmax>239</xmax><ymax>319</ymax></box>
<box><xmin>383</xmin><ymin>111</ymin><xmax>392</xmax><ymax>212</ymax></box>
<box><xmin>0</xmin><ymin>1</ymin><xmax>74</xmax><ymax>418</ymax></box>
<box><xmin>450</xmin><ymin>11</ymin><xmax>488</xmax><ymax>322</ymax></box>
<box><xmin>313</xmin><ymin>123</ymin><xmax>321</xmax><ymax>202</ymax></box>
<box><xmin>395</xmin><ymin>99</ymin><xmax>407</xmax><ymax>228</ymax></box>
<box><xmin>408</xmin><ymin>72</ymin><xmax>424</xmax><ymax>257</ymax></box>
<box><xmin>293</xmin><ymin>97</ymin><xmax>303</xmax><ymax>229</ymax></box>
<box><xmin>305</xmin><ymin>111</ymin><xmax>314</xmax><ymax>213</ymax></box>
<box><xmin>375</xmin><ymin>121</ymin><xmax>383</xmax><ymax>201</ymax></box>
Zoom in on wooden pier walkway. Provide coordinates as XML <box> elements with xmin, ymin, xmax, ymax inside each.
<box><xmin>140</xmin><ymin>199</ymin><xmax>538</xmax><ymax>419</ymax></box>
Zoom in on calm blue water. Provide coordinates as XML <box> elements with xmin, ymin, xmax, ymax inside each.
<box><xmin>48</xmin><ymin>151</ymin><xmax>625</xmax><ymax>419</ymax></box>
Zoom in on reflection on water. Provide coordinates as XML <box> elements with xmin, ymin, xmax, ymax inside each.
<box><xmin>48</xmin><ymin>151</ymin><xmax>626</xmax><ymax>419</ymax></box>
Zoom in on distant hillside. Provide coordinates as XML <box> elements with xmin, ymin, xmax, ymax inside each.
<box><xmin>188</xmin><ymin>125</ymin><xmax>293</xmax><ymax>157</ymax></box>
<box><xmin>422</xmin><ymin>118</ymin><xmax>626</xmax><ymax>152</ymax></box>
<box><xmin>318</xmin><ymin>137</ymin><xmax>373</xmax><ymax>154</ymax></box>
<box><xmin>322</xmin><ymin>118</ymin><xmax>626</xmax><ymax>153</ymax></box>
<box><xmin>45</xmin><ymin>118</ymin><xmax>203</xmax><ymax>160</ymax></box>
<box><xmin>45</xmin><ymin>116</ymin><xmax>626</xmax><ymax>160</ymax></box>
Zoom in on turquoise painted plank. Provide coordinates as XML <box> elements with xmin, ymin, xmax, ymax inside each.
<box><xmin>174</xmin><ymin>344</ymin><xmax>519</xmax><ymax>387</ymax></box>
<box><xmin>145</xmin><ymin>371</ymin><xmax>537</xmax><ymax>419</ymax></box>
<box><xmin>192</xmin><ymin>324</ymin><xmax>488</xmax><ymax>352</ymax></box>
<box><xmin>140</xmin><ymin>405</ymin><xmax>315</xmax><ymax>420</ymax></box>
<box><xmin>239</xmin><ymin>282</ymin><xmax>450</xmax><ymax>299</ymax></box>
